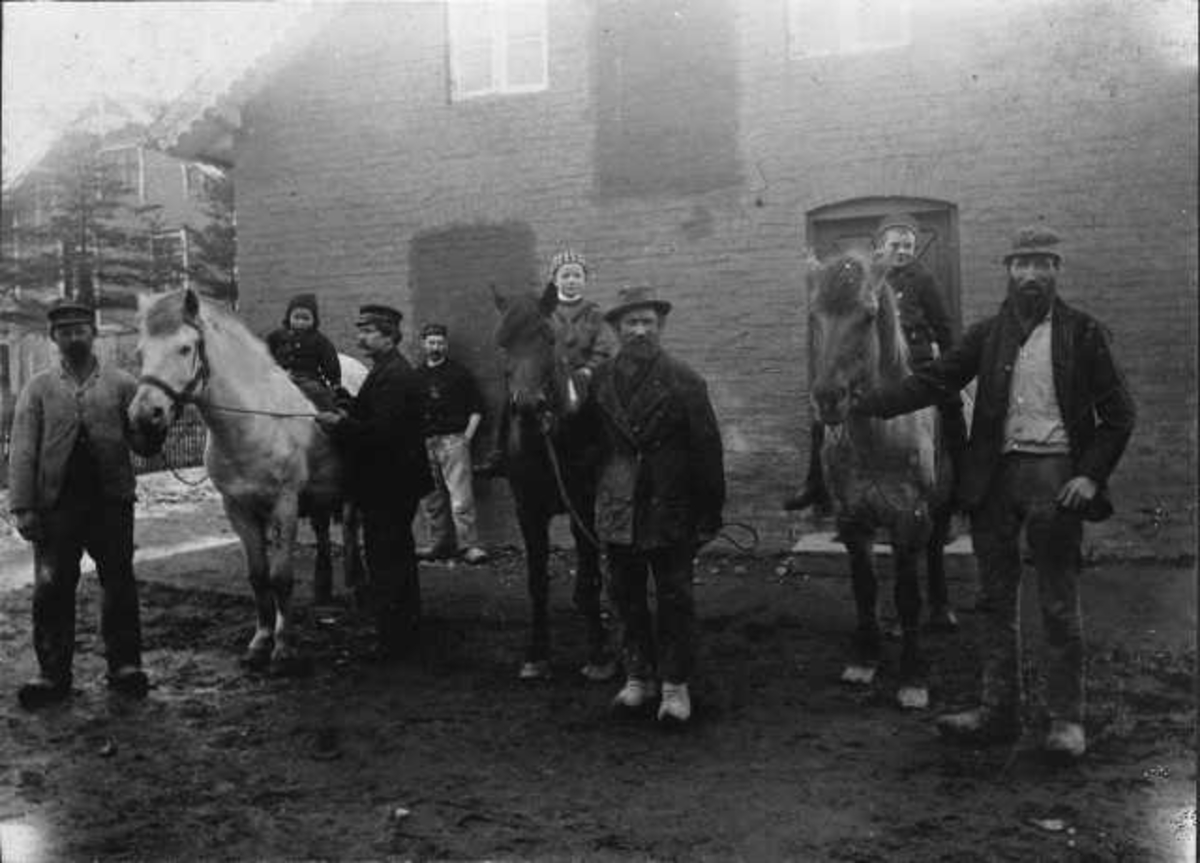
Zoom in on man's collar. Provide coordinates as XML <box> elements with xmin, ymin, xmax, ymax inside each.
<box><xmin>425</xmin><ymin>356</ymin><xmax>447</xmax><ymax>369</ymax></box>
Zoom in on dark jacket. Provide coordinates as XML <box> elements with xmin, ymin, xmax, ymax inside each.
<box><xmin>416</xmin><ymin>357</ymin><xmax>484</xmax><ymax>436</ymax></box>
<box><xmin>858</xmin><ymin>297</ymin><xmax>1135</xmax><ymax>518</ymax></box>
<box><xmin>889</xmin><ymin>260</ymin><xmax>955</xmax><ymax>367</ymax></box>
<box><xmin>266</xmin><ymin>327</ymin><xmax>341</xmax><ymax>388</ymax></box>
<box><xmin>328</xmin><ymin>351</ymin><xmax>433</xmax><ymax>508</ymax></box>
<box><xmin>590</xmin><ymin>350</ymin><xmax>725</xmax><ymax>548</ymax></box>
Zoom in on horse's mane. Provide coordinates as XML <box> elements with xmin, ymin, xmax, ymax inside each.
<box><xmin>813</xmin><ymin>251</ymin><xmax>911</xmax><ymax>384</ymax></box>
<box><xmin>495</xmin><ymin>291</ymin><xmax>553</xmax><ymax>351</ymax></box>
<box><xmin>142</xmin><ymin>290</ymin><xmax>277</xmax><ymax>369</ymax></box>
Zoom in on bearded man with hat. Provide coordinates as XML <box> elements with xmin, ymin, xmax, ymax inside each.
<box><xmin>852</xmin><ymin>226</ymin><xmax>1136</xmax><ymax>759</ymax></box>
<box><xmin>8</xmin><ymin>299</ymin><xmax>159</xmax><ymax>708</ymax></box>
<box><xmin>475</xmin><ymin>248</ymin><xmax>617</xmax><ymax>478</ymax></box>
<box><xmin>587</xmin><ymin>285</ymin><xmax>725</xmax><ymax>725</ymax></box>
<box><xmin>316</xmin><ymin>303</ymin><xmax>433</xmax><ymax>658</ymax></box>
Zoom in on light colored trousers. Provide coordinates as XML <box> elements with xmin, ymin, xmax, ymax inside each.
<box><xmin>422</xmin><ymin>433</ymin><xmax>479</xmax><ymax>551</ymax></box>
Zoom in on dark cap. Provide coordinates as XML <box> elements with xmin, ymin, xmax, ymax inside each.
<box><xmin>284</xmin><ymin>292</ymin><xmax>320</xmax><ymax>327</ymax></box>
<box><xmin>356</xmin><ymin>303</ymin><xmax>403</xmax><ymax>330</ymax></box>
<box><xmin>604</xmin><ymin>285</ymin><xmax>672</xmax><ymax>324</ymax></box>
<box><xmin>420</xmin><ymin>322</ymin><xmax>448</xmax><ymax>339</ymax></box>
<box><xmin>1002</xmin><ymin>225</ymin><xmax>1064</xmax><ymax>264</ymax></box>
<box><xmin>47</xmin><ymin>299</ymin><xmax>96</xmax><ymax>329</ymax></box>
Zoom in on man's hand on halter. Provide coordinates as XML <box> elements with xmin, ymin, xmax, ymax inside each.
<box><xmin>314</xmin><ymin>410</ymin><xmax>346</xmax><ymax>432</ymax></box>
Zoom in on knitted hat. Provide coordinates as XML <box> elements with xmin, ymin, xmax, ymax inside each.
<box><xmin>547</xmin><ymin>248</ymin><xmax>588</xmax><ymax>281</ymax></box>
<box><xmin>604</xmin><ymin>285</ymin><xmax>672</xmax><ymax>324</ymax></box>
<box><xmin>1002</xmin><ymin>225</ymin><xmax>1064</xmax><ymax>264</ymax></box>
<box><xmin>284</xmin><ymin>292</ymin><xmax>320</xmax><ymax>327</ymax></box>
<box><xmin>875</xmin><ymin>212</ymin><xmax>920</xmax><ymax>240</ymax></box>
<box><xmin>47</xmin><ymin>299</ymin><xmax>96</xmax><ymax>330</ymax></box>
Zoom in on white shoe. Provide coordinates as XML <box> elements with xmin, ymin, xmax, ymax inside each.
<box><xmin>611</xmin><ymin>677</ymin><xmax>658</xmax><ymax>710</ymax></box>
<box><xmin>657</xmin><ymin>681</ymin><xmax>691</xmax><ymax>722</ymax></box>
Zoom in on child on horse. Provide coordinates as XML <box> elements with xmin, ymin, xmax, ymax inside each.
<box><xmin>266</xmin><ymin>293</ymin><xmax>343</xmax><ymax>412</ymax></box>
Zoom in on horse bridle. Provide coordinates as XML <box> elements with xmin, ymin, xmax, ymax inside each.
<box><xmin>137</xmin><ymin>321</ymin><xmax>210</xmax><ymax>418</ymax></box>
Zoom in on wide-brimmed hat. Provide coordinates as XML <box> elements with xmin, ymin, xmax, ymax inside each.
<box><xmin>1002</xmin><ymin>226</ymin><xmax>1064</xmax><ymax>264</ymax></box>
<box><xmin>47</xmin><ymin>299</ymin><xmax>96</xmax><ymax>329</ymax></box>
<box><xmin>604</xmin><ymin>285</ymin><xmax>672</xmax><ymax>324</ymax></box>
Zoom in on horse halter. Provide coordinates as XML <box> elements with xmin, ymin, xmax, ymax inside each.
<box><xmin>137</xmin><ymin>321</ymin><xmax>210</xmax><ymax>417</ymax></box>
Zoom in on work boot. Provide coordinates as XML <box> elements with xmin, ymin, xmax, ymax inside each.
<box><xmin>17</xmin><ymin>676</ymin><xmax>71</xmax><ymax>710</ymax></box>
<box><xmin>416</xmin><ymin>544</ymin><xmax>456</xmax><ymax>562</ymax></box>
<box><xmin>1043</xmin><ymin>720</ymin><xmax>1087</xmax><ymax>759</ymax></box>
<box><xmin>657</xmin><ymin>682</ymin><xmax>692</xmax><ymax>723</ymax></box>
<box><xmin>935</xmin><ymin>706</ymin><xmax>1019</xmax><ymax>745</ymax></box>
<box><xmin>461</xmin><ymin>547</ymin><xmax>490</xmax><ymax>565</ymax></box>
<box><xmin>611</xmin><ymin>677</ymin><xmax>659</xmax><ymax>711</ymax></box>
<box><xmin>782</xmin><ymin>478</ymin><xmax>831</xmax><ymax>513</ymax></box>
<box><xmin>107</xmin><ymin>666</ymin><xmax>150</xmax><ymax>698</ymax></box>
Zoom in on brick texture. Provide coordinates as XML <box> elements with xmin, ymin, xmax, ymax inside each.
<box><xmin>228</xmin><ymin>0</ymin><xmax>1198</xmax><ymax>556</ymax></box>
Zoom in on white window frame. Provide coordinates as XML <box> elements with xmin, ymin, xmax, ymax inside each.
<box><xmin>99</xmin><ymin>145</ymin><xmax>145</xmax><ymax>202</ymax></box>
<box><xmin>447</xmin><ymin>0</ymin><xmax>549</xmax><ymax>101</ymax></box>
<box><xmin>788</xmin><ymin>0</ymin><xmax>912</xmax><ymax>58</ymax></box>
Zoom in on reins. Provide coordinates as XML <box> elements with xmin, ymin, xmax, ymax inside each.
<box><xmin>540</xmin><ymin>423</ymin><xmax>604</xmax><ymax>550</ymax></box>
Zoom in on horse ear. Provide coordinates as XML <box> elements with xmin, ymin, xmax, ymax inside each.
<box><xmin>182</xmin><ymin>287</ymin><xmax>202</xmax><ymax>323</ymax></box>
<box><xmin>538</xmin><ymin>282</ymin><xmax>559</xmax><ymax>317</ymax></box>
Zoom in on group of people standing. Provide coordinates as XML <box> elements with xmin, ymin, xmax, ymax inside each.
<box><xmin>8</xmin><ymin>216</ymin><xmax>1134</xmax><ymax>759</ymax></box>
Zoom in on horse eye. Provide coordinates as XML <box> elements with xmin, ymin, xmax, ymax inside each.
<box><xmin>178</xmin><ymin>344</ymin><xmax>192</xmax><ymax>356</ymax></box>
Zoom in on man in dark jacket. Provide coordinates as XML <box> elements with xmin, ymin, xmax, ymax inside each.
<box><xmin>590</xmin><ymin>286</ymin><xmax>725</xmax><ymax>724</ymax></box>
<box><xmin>785</xmin><ymin>212</ymin><xmax>966</xmax><ymax>515</ymax></box>
<box><xmin>316</xmin><ymin>304</ymin><xmax>433</xmax><ymax>658</ymax></box>
<box><xmin>9</xmin><ymin>300</ymin><xmax>159</xmax><ymax>708</ymax></box>
<box><xmin>853</xmin><ymin>227</ymin><xmax>1135</xmax><ymax>759</ymax></box>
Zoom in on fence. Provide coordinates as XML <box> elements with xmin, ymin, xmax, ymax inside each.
<box><xmin>130</xmin><ymin>405</ymin><xmax>208</xmax><ymax>475</ymax></box>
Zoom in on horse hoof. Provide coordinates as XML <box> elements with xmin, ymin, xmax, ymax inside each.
<box><xmin>580</xmin><ymin>660</ymin><xmax>618</xmax><ymax>683</ymax></box>
<box><xmin>897</xmin><ymin>685</ymin><xmax>929</xmax><ymax>710</ymax></box>
<box><xmin>518</xmin><ymin>660</ymin><xmax>552</xmax><ymax>681</ymax></box>
<box><xmin>841</xmin><ymin>664</ymin><xmax>877</xmax><ymax>685</ymax></box>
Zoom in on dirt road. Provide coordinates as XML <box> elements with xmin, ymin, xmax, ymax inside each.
<box><xmin>0</xmin><ymin>480</ymin><xmax>1194</xmax><ymax>862</ymax></box>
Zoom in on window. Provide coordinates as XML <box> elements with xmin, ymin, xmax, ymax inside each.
<box><xmin>789</xmin><ymin>0</ymin><xmax>911</xmax><ymax>58</ymax></box>
<box><xmin>101</xmin><ymin>146</ymin><xmax>144</xmax><ymax>200</ymax></box>
<box><xmin>447</xmin><ymin>0</ymin><xmax>548</xmax><ymax>100</ymax></box>
<box><xmin>183</xmin><ymin>162</ymin><xmax>224</xmax><ymax>200</ymax></box>
<box><xmin>152</xmin><ymin>229</ymin><xmax>189</xmax><ymax>289</ymax></box>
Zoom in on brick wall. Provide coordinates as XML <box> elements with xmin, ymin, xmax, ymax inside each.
<box><xmin>230</xmin><ymin>0</ymin><xmax>1198</xmax><ymax>556</ymax></box>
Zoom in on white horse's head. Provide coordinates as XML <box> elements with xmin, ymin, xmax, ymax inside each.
<box><xmin>807</xmin><ymin>251</ymin><xmax>908</xmax><ymax>425</ymax></box>
<box><xmin>128</xmin><ymin>288</ymin><xmax>209</xmax><ymax>450</ymax></box>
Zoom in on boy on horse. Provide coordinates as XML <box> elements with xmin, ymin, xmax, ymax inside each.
<box><xmin>785</xmin><ymin>212</ymin><xmax>968</xmax><ymax>514</ymax></box>
<box><xmin>475</xmin><ymin>248</ymin><xmax>617</xmax><ymax>477</ymax></box>
<box><xmin>266</xmin><ymin>292</ymin><xmax>343</xmax><ymax>411</ymax></box>
<box><xmin>852</xmin><ymin>226</ymin><xmax>1136</xmax><ymax>759</ymax></box>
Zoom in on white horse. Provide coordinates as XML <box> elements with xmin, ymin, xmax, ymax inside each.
<box><xmin>129</xmin><ymin>288</ymin><xmax>359</xmax><ymax>674</ymax></box>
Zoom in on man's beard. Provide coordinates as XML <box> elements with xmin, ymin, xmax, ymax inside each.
<box><xmin>63</xmin><ymin>342</ymin><xmax>91</xmax><ymax>365</ymax></box>
<box><xmin>620</xmin><ymin>336</ymin><xmax>658</xmax><ymax>362</ymax></box>
<box><xmin>1008</xmin><ymin>277</ymin><xmax>1055</xmax><ymax>322</ymax></box>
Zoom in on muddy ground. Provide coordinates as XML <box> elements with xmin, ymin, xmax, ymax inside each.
<box><xmin>0</xmin><ymin>507</ymin><xmax>1195</xmax><ymax>862</ymax></box>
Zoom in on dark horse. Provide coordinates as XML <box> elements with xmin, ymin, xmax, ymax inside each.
<box><xmin>492</xmin><ymin>285</ymin><xmax>615</xmax><ymax>682</ymax></box>
<box><xmin>808</xmin><ymin>251</ymin><xmax>956</xmax><ymax>709</ymax></box>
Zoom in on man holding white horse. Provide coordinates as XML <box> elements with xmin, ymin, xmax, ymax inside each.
<box><xmin>853</xmin><ymin>226</ymin><xmax>1135</xmax><ymax>759</ymax></box>
<box><xmin>316</xmin><ymin>304</ymin><xmax>433</xmax><ymax>659</ymax></box>
<box><xmin>9</xmin><ymin>300</ymin><xmax>159</xmax><ymax>708</ymax></box>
